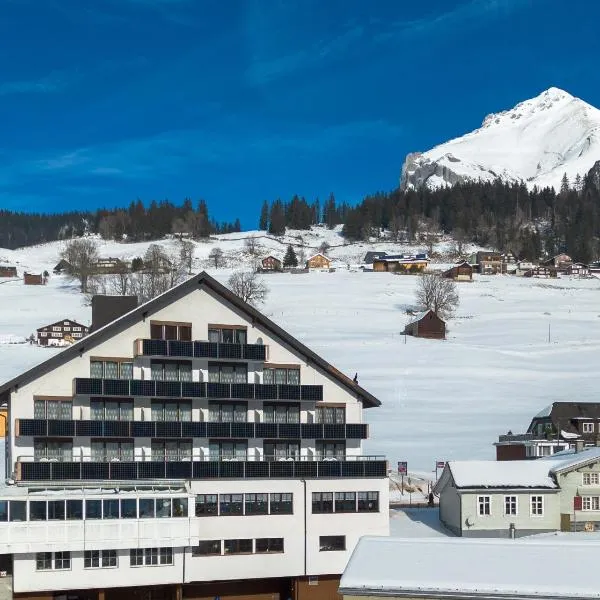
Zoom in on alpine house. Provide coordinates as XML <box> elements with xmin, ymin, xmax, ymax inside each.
<box><xmin>0</xmin><ymin>271</ymin><xmax>388</xmax><ymax>600</ymax></box>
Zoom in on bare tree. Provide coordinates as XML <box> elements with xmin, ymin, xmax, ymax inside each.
<box><xmin>209</xmin><ymin>247</ymin><xmax>224</xmax><ymax>268</ymax></box>
<box><xmin>452</xmin><ymin>228</ymin><xmax>467</xmax><ymax>257</ymax></box>
<box><xmin>60</xmin><ymin>238</ymin><xmax>99</xmax><ymax>293</ymax></box>
<box><xmin>244</xmin><ymin>237</ymin><xmax>260</xmax><ymax>256</ymax></box>
<box><xmin>179</xmin><ymin>239</ymin><xmax>195</xmax><ymax>275</ymax></box>
<box><xmin>415</xmin><ymin>273</ymin><xmax>459</xmax><ymax>318</ymax></box>
<box><xmin>227</xmin><ymin>271</ymin><xmax>269</xmax><ymax>306</ymax></box>
<box><xmin>318</xmin><ymin>241</ymin><xmax>330</xmax><ymax>255</ymax></box>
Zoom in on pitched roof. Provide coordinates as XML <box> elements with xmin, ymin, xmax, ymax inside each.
<box><xmin>37</xmin><ymin>319</ymin><xmax>88</xmax><ymax>332</ymax></box>
<box><xmin>306</xmin><ymin>253</ymin><xmax>331</xmax><ymax>262</ymax></box>
<box><xmin>0</xmin><ymin>271</ymin><xmax>380</xmax><ymax>408</ymax></box>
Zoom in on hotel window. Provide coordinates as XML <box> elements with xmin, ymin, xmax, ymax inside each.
<box><xmin>9</xmin><ymin>501</ymin><xmax>26</xmax><ymax>522</ymax></box>
<box><xmin>195</xmin><ymin>494</ymin><xmax>218</xmax><ymax>516</ymax></box>
<box><xmin>209</xmin><ymin>402</ymin><xmax>247</xmax><ymax>423</ymax></box>
<box><xmin>263</xmin><ymin>367</ymin><xmax>300</xmax><ymax>385</ymax></box>
<box><xmin>530</xmin><ymin>495</ymin><xmax>544</xmax><ymax>516</ymax></box>
<box><xmin>208</xmin><ymin>363</ymin><xmax>247</xmax><ymax>384</ymax></box>
<box><xmin>224</xmin><ymin>539</ymin><xmax>252</xmax><ymax>555</ymax></box>
<box><xmin>34</xmin><ymin>399</ymin><xmax>72</xmax><ymax>420</ymax></box>
<box><xmin>0</xmin><ymin>502</ymin><xmax>6</xmax><ymax>522</ymax></box>
<box><xmin>159</xmin><ymin>547</ymin><xmax>173</xmax><ymax>565</ymax></box>
<box><xmin>478</xmin><ymin>496</ymin><xmax>491</xmax><ymax>516</ymax></box>
<box><xmin>316</xmin><ymin>441</ymin><xmax>346</xmax><ymax>459</ymax></box>
<box><xmin>90</xmin><ymin>400</ymin><xmax>133</xmax><ymax>421</ymax></box>
<box><xmin>152</xmin><ymin>401</ymin><xmax>192</xmax><ymax>422</ymax></box>
<box><xmin>36</xmin><ymin>552</ymin><xmax>53</xmax><ymax>571</ymax></box>
<box><xmin>84</xmin><ymin>550</ymin><xmax>117</xmax><ymax>569</ymax></box>
<box><xmin>504</xmin><ymin>496</ymin><xmax>518</xmax><ymax>516</ymax></box>
<box><xmin>150</xmin><ymin>322</ymin><xmax>192</xmax><ymax>341</ymax></box>
<box><xmin>34</xmin><ymin>440</ymin><xmax>72</xmax><ymax>462</ymax></box>
<box><xmin>316</xmin><ymin>406</ymin><xmax>345</xmax><ymax>424</ymax></box>
<box><xmin>192</xmin><ymin>540</ymin><xmax>221</xmax><ymax>556</ymax></box>
<box><xmin>151</xmin><ymin>361</ymin><xmax>192</xmax><ymax>382</ymax></box>
<box><xmin>209</xmin><ymin>441</ymin><xmax>247</xmax><ymax>461</ymax></box>
<box><xmin>263</xmin><ymin>404</ymin><xmax>299</xmax><ymax>424</ymax></box>
<box><xmin>90</xmin><ymin>360</ymin><xmax>133</xmax><ymax>380</ymax></box>
<box><xmin>208</xmin><ymin>327</ymin><xmax>247</xmax><ymax>344</ymax></box>
<box><xmin>245</xmin><ymin>493</ymin><xmax>268</xmax><ymax>515</ymax></box>
<box><xmin>130</xmin><ymin>548</ymin><xmax>172</xmax><ymax>566</ymax></box>
<box><xmin>85</xmin><ymin>500</ymin><xmax>102</xmax><ymax>519</ymax></box>
<box><xmin>312</xmin><ymin>492</ymin><xmax>333</xmax><ymax>514</ymax></box>
<box><xmin>139</xmin><ymin>498</ymin><xmax>156</xmax><ymax>519</ymax></box>
<box><xmin>583</xmin><ymin>473</ymin><xmax>600</xmax><ymax>485</ymax></box>
<box><xmin>335</xmin><ymin>492</ymin><xmax>357</xmax><ymax>513</ymax></box>
<box><xmin>319</xmin><ymin>536</ymin><xmax>345</xmax><ymax>552</ymax></box>
<box><xmin>264</xmin><ymin>441</ymin><xmax>300</xmax><ymax>461</ymax></box>
<box><xmin>582</xmin><ymin>496</ymin><xmax>600</xmax><ymax>511</ymax></box>
<box><xmin>270</xmin><ymin>493</ymin><xmax>293</xmax><ymax>514</ymax></box>
<box><xmin>151</xmin><ymin>440</ymin><xmax>192</xmax><ymax>461</ymax></box>
<box><xmin>358</xmin><ymin>491</ymin><xmax>379</xmax><ymax>512</ymax></box>
<box><xmin>120</xmin><ymin>499</ymin><xmax>137</xmax><ymax>519</ymax></box>
<box><xmin>583</xmin><ymin>422</ymin><xmax>595</xmax><ymax>433</ymax></box>
<box><xmin>255</xmin><ymin>538</ymin><xmax>284</xmax><ymax>554</ymax></box>
<box><xmin>91</xmin><ymin>440</ymin><xmax>134</xmax><ymax>462</ymax></box>
<box><xmin>219</xmin><ymin>494</ymin><xmax>244</xmax><ymax>516</ymax></box>
<box><xmin>54</xmin><ymin>552</ymin><xmax>71</xmax><ymax>570</ymax></box>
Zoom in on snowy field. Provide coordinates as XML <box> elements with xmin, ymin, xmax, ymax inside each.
<box><xmin>2</xmin><ymin>232</ymin><xmax>600</xmax><ymax>472</ymax></box>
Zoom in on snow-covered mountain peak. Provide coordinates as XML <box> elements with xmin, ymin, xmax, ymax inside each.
<box><xmin>400</xmin><ymin>87</ymin><xmax>600</xmax><ymax>192</ymax></box>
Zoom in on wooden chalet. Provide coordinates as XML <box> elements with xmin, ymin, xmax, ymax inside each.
<box><xmin>442</xmin><ymin>261</ymin><xmax>473</xmax><ymax>281</ymax></box>
<box><xmin>468</xmin><ymin>251</ymin><xmax>504</xmax><ymax>274</ymax></box>
<box><xmin>567</xmin><ymin>262</ymin><xmax>590</xmax><ymax>277</ymax></box>
<box><xmin>306</xmin><ymin>253</ymin><xmax>331</xmax><ymax>270</ymax></box>
<box><xmin>23</xmin><ymin>273</ymin><xmax>46</xmax><ymax>285</ymax></box>
<box><xmin>53</xmin><ymin>259</ymin><xmax>72</xmax><ymax>274</ymax></box>
<box><xmin>523</xmin><ymin>265</ymin><xmax>557</xmax><ymax>278</ymax></box>
<box><xmin>543</xmin><ymin>253</ymin><xmax>573</xmax><ymax>273</ymax></box>
<box><xmin>261</xmin><ymin>256</ymin><xmax>282</xmax><ymax>271</ymax></box>
<box><xmin>37</xmin><ymin>319</ymin><xmax>89</xmax><ymax>347</ymax></box>
<box><xmin>403</xmin><ymin>309</ymin><xmax>446</xmax><ymax>339</ymax></box>
<box><xmin>0</xmin><ymin>266</ymin><xmax>17</xmax><ymax>278</ymax></box>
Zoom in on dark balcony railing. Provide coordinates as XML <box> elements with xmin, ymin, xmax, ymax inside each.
<box><xmin>497</xmin><ymin>433</ymin><xmax>537</xmax><ymax>443</ymax></box>
<box><xmin>136</xmin><ymin>339</ymin><xmax>267</xmax><ymax>361</ymax></box>
<box><xmin>74</xmin><ymin>379</ymin><xmax>323</xmax><ymax>401</ymax></box>
<box><xmin>17</xmin><ymin>419</ymin><xmax>368</xmax><ymax>440</ymax></box>
<box><xmin>17</xmin><ymin>456</ymin><xmax>387</xmax><ymax>482</ymax></box>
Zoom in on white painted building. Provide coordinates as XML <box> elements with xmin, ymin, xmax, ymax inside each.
<box><xmin>0</xmin><ymin>272</ymin><xmax>389</xmax><ymax>600</ymax></box>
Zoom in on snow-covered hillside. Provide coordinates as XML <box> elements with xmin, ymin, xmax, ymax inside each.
<box><xmin>401</xmin><ymin>87</ymin><xmax>600</xmax><ymax>191</ymax></box>
<box><xmin>2</xmin><ymin>234</ymin><xmax>600</xmax><ymax>472</ymax></box>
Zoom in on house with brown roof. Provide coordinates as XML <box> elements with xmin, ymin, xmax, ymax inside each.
<box><xmin>37</xmin><ymin>319</ymin><xmax>90</xmax><ymax>346</ymax></box>
<box><xmin>0</xmin><ymin>265</ymin><xmax>17</xmax><ymax>278</ymax></box>
<box><xmin>23</xmin><ymin>272</ymin><xmax>46</xmax><ymax>285</ymax></box>
<box><xmin>442</xmin><ymin>261</ymin><xmax>473</xmax><ymax>281</ymax></box>
<box><xmin>468</xmin><ymin>251</ymin><xmax>504</xmax><ymax>274</ymax></box>
<box><xmin>543</xmin><ymin>253</ymin><xmax>572</xmax><ymax>273</ymax></box>
<box><xmin>261</xmin><ymin>255</ymin><xmax>282</xmax><ymax>271</ymax></box>
<box><xmin>306</xmin><ymin>253</ymin><xmax>331</xmax><ymax>270</ymax></box>
<box><xmin>403</xmin><ymin>310</ymin><xmax>445</xmax><ymax>339</ymax></box>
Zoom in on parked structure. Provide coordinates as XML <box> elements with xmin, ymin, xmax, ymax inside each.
<box><xmin>403</xmin><ymin>310</ymin><xmax>445</xmax><ymax>340</ymax></box>
<box><xmin>340</xmin><ymin>536</ymin><xmax>600</xmax><ymax>600</ymax></box>
<box><xmin>261</xmin><ymin>256</ymin><xmax>282</xmax><ymax>271</ymax></box>
<box><xmin>53</xmin><ymin>259</ymin><xmax>72</xmax><ymax>274</ymax></box>
<box><xmin>23</xmin><ymin>272</ymin><xmax>46</xmax><ymax>285</ymax></box>
<box><xmin>0</xmin><ymin>265</ymin><xmax>17</xmax><ymax>278</ymax></box>
<box><xmin>435</xmin><ymin>447</ymin><xmax>600</xmax><ymax>536</ymax></box>
<box><xmin>306</xmin><ymin>253</ymin><xmax>332</xmax><ymax>270</ymax></box>
<box><xmin>468</xmin><ymin>251</ymin><xmax>504</xmax><ymax>274</ymax></box>
<box><xmin>496</xmin><ymin>402</ymin><xmax>600</xmax><ymax>460</ymax></box>
<box><xmin>442</xmin><ymin>261</ymin><xmax>473</xmax><ymax>281</ymax></box>
<box><xmin>372</xmin><ymin>254</ymin><xmax>429</xmax><ymax>273</ymax></box>
<box><xmin>363</xmin><ymin>251</ymin><xmax>387</xmax><ymax>264</ymax></box>
<box><xmin>36</xmin><ymin>319</ymin><xmax>90</xmax><ymax>347</ymax></box>
<box><xmin>0</xmin><ymin>271</ymin><xmax>388</xmax><ymax>600</ymax></box>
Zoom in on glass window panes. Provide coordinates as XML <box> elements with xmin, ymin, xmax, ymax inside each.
<box><xmin>47</xmin><ymin>500</ymin><xmax>65</xmax><ymax>520</ymax></box>
<box><xmin>151</xmin><ymin>363</ymin><xmax>163</xmax><ymax>381</ymax></box>
<box><xmin>263</xmin><ymin>404</ymin><xmax>299</xmax><ymax>424</ymax></box>
<box><xmin>120</xmin><ymin>362</ymin><xmax>133</xmax><ymax>379</ymax></box>
<box><xmin>139</xmin><ymin>499</ymin><xmax>155</xmax><ymax>518</ymax></box>
<box><xmin>66</xmin><ymin>500</ymin><xmax>83</xmax><ymax>520</ymax></box>
<box><xmin>30</xmin><ymin>501</ymin><xmax>47</xmax><ymax>521</ymax></box>
<box><xmin>196</xmin><ymin>495</ymin><xmax>218</xmax><ymax>516</ymax></box>
<box><xmin>36</xmin><ymin>552</ymin><xmax>52</xmax><ymax>570</ymax></box>
<box><xmin>245</xmin><ymin>493</ymin><xmax>268</xmax><ymax>515</ymax></box>
<box><xmin>208</xmin><ymin>363</ymin><xmax>247</xmax><ymax>384</ymax></box>
<box><xmin>312</xmin><ymin>492</ymin><xmax>333</xmax><ymax>514</ymax></box>
<box><xmin>335</xmin><ymin>492</ymin><xmax>356</xmax><ymax>513</ymax></box>
<box><xmin>224</xmin><ymin>539</ymin><xmax>252</xmax><ymax>554</ymax></box>
<box><xmin>34</xmin><ymin>400</ymin><xmax>46</xmax><ymax>419</ymax></box>
<box><xmin>104</xmin><ymin>361</ymin><xmax>119</xmax><ymax>379</ymax></box>
<box><xmin>102</xmin><ymin>550</ymin><xmax>117</xmax><ymax>568</ymax></box>
<box><xmin>47</xmin><ymin>401</ymin><xmax>59</xmax><ymax>420</ymax></box>
<box><xmin>316</xmin><ymin>406</ymin><xmax>345</xmax><ymax>424</ymax></box>
<box><xmin>85</xmin><ymin>500</ymin><xmax>102</xmax><ymax>519</ymax></box>
<box><xmin>103</xmin><ymin>499</ymin><xmax>119</xmax><ymax>519</ymax></box>
<box><xmin>145</xmin><ymin>547</ymin><xmax>158</xmax><ymax>565</ymax></box>
<box><xmin>255</xmin><ymin>538</ymin><xmax>283</xmax><ymax>553</ymax></box>
<box><xmin>193</xmin><ymin>540</ymin><xmax>221</xmax><ymax>556</ymax></box>
<box><xmin>130</xmin><ymin>549</ymin><xmax>144</xmax><ymax>566</ymax></box>
<box><xmin>54</xmin><ymin>551</ymin><xmax>71</xmax><ymax>570</ymax></box>
<box><xmin>84</xmin><ymin>550</ymin><xmax>100</xmax><ymax>569</ymax></box>
<box><xmin>270</xmin><ymin>493</ymin><xmax>293</xmax><ymax>514</ymax></box>
<box><xmin>319</xmin><ymin>536</ymin><xmax>345</xmax><ymax>552</ymax></box>
<box><xmin>357</xmin><ymin>492</ymin><xmax>379</xmax><ymax>512</ymax></box>
<box><xmin>120</xmin><ymin>499</ymin><xmax>137</xmax><ymax>519</ymax></box>
<box><xmin>90</xmin><ymin>401</ymin><xmax>104</xmax><ymax>421</ymax></box>
<box><xmin>156</xmin><ymin>498</ymin><xmax>172</xmax><ymax>518</ymax></box>
<box><xmin>173</xmin><ymin>498</ymin><xmax>187</xmax><ymax>517</ymax></box>
<box><xmin>220</xmin><ymin>494</ymin><xmax>243</xmax><ymax>516</ymax></box>
<box><xmin>159</xmin><ymin>547</ymin><xmax>173</xmax><ymax>565</ymax></box>
<box><xmin>9</xmin><ymin>501</ymin><xmax>26</xmax><ymax>521</ymax></box>
<box><xmin>90</xmin><ymin>361</ymin><xmax>104</xmax><ymax>378</ymax></box>
<box><xmin>0</xmin><ymin>501</ymin><xmax>7</xmax><ymax>521</ymax></box>
<box><xmin>263</xmin><ymin>367</ymin><xmax>300</xmax><ymax>385</ymax></box>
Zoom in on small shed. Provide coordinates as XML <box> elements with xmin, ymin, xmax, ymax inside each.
<box><xmin>403</xmin><ymin>310</ymin><xmax>445</xmax><ymax>339</ymax></box>
<box><xmin>24</xmin><ymin>272</ymin><xmax>46</xmax><ymax>285</ymax></box>
<box><xmin>0</xmin><ymin>266</ymin><xmax>17</xmax><ymax>278</ymax></box>
<box><xmin>306</xmin><ymin>253</ymin><xmax>331</xmax><ymax>270</ymax></box>
<box><xmin>442</xmin><ymin>261</ymin><xmax>473</xmax><ymax>281</ymax></box>
<box><xmin>261</xmin><ymin>256</ymin><xmax>282</xmax><ymax>271</ymax></box>
<box><xmin>53</xmin><ymin>259</ymin><xmax>72</xmax><ymax>274</ymax></box>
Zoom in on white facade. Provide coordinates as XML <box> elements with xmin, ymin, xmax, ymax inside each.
<box><xmin>0</xmin><ymin>272</ymin><xmax>388</xmax><ymax>596</ymax></box>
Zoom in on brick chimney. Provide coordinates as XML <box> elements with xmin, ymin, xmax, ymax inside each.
<box><xmin>575</xmin><ymin>439</ymin><xmax>585</xmax><ymax>453</ymax></box>
<box><xmin>91</xmin><ymin>295</ymin><xmax>138</xmax><ymax>332</ymax></box>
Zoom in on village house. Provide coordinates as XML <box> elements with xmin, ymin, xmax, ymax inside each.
<box><xmin>403</xmin><ymin>310</ymin><xmax>445</xmax><ymax>339</ymax></box>
<box><xmin>37</xmin><ymin>319</ymin><xmax>90</xmax><ymax>347</ymax></box>
<box><xmin>567</xmin><ymin>262</ymin><xmax>590</xmax><ymax>277</ymax></box>
<box><xmin>363</xmin><ymin>251</ymin><xmax>387</xmax><ymax>264</ymax></box>
<box><xmin>522</xmin><ymin>265</ymin><xmax>557</xmax><ymax>278</ymax></box>
<box><xmin>339</xmin><ymin>536</ymin><xmax>600</xmax><ymax>600</ymax></box>
<box><xmin>53</xmin><ymin>259</ymin><xmax>72</xmax><ymax>274</ymax></box>
<box><xmin>543</xmin><ymin>253</ymin><xmax>572</xmax><ymax>273</ymax></box>
<box><xmin>442</xmin><ymin>261</ymin><xmax>473</xmax><ymax>281</ymax></box>
<box><xmin>261</xmin><ymin>255</ymin><xmax>282</xmax><ymax>271</ymax></box>
<box><xmin>468</xmin><ymin>251</ymin><xmax>504</xmax><ymax>274</ymax></box>
<box><xmin>0</xmin><ymin>265</ymin><xmax>17</xmax><ymax>278</ymax></box>
<box><xmin>515</xmin><ymin>260</ymin><xmax>536</xmax><ymax>276</ymax></box>
<box><xmin>372</xmin><ymin>253</ymin><xmax>428</xmax><ymax>273</ymax></box>
<box><xmin>495</xmin><ymin>402</ymin><xmax>600</xmax><ymax>460</ymax></box>
<box><xmin>23</xmin><ymin>272</ymin><xmax>46</xmax><ymax>285</ymax></box>
<box><xmin>93</xmin><ymin>257</ymin><xmax>128</xmax><ymax>274</ymax></box>
<box><xmin>589</xmin><ymin>260</ymin><xmax>600</xmax><ymax>275</ymax></box>
<box><xmin>306</xmin><ymin>253</ymin><xmax>332</xmax><ymax>270</ymax></box>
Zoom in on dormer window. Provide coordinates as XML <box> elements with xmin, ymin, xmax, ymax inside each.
<box><xmin>150</xmin><ymin>321</ymin><xmax>191</xmax><ymax>341</ymax></box>
<box><xmin>583</xmin><ymin>422</ymin><xmax>595</xmax><ymax>434</ymax></box>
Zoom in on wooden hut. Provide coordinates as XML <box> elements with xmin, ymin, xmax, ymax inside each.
<box><xmin>442</xmin><ymin>261</ymin><xmax>473</xmax><ymax>281</ymax></box>
<box><xmin>0</xmin><ymin>266</ymin><xmax>17</xmax><ymax>278</ymax></box>
<box><xmin>403</xmin><ymin>310</ymin><xmax>446</xmax><ymax>339</ymax></box>
<box><xmin>261</xmin><ymin>256</ymin><xmax>282</xmax><ymax>271</ymax></box>
<box><xmin>306</xmin><ymin>253</ymin><xmax>331</xmax><ymax>270</ymax></box>
<box><xmin>24</xmin><ymin>272</ymin><xmax>46</xmax><ymax>285</ymax></box>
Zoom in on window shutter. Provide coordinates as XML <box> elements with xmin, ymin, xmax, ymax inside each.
<box><xmin>574</xmin><ymin>496</ymin><xmax>583</xmax><ymax>511</ymax></box>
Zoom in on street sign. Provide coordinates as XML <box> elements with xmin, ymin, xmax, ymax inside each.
<box><xmin>398</xmin><ymin>461</ymin><xmax>408</xmax><ymax>475</ymax></box>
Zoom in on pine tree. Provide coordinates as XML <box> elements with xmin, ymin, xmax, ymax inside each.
<box><xmin>268</xmin><ymin>200</ymin><xmax>286</xmax><ymax>236</ymax></box>
<box><xmin>259</xmin><ymin>201</ymin><xmax>269</xmax><ymax>231</ymax></box>
<box><xmin>283</xmin><ymin>244</ymin><xmax>298</xmax><ymax>268</ymax></box>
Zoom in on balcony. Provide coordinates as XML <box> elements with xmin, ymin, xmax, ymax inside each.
<box><xmin>17</xmin><ymin>419</ymin><xmax>368</xmax><ymax>440</ymax></box>
<box><xmin>16</xmin><ymin>455</ymin><xmax>387</xmax><ymax>482</ymax></box>
<box><xmin>134</xmin><ymin>339</ymin><xmax>267</xmax><ymax>361</ymax></box>
<box><xmin>497</xmin><ymin>433</ymin><xmax>537</xmax><ymax>443</ymax></box>
<box><xmin>74</xmin><ymin>379</ymin><xmax>323</xmax><ymax>401</ymax></box>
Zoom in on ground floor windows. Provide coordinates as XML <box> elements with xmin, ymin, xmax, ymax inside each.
<box><xmin>530</xmin><ymin>495</ymin><xmax>544</xmax><ymax>516</ymax></box>
<box><xmin>84</xmin><ymin>549</ymin><xmax>118</xmax><ymax>569</ymax></box>
<box><xmin>192</xmin><ymin>540</ymin><xmax>222</xmax><ymax>556</ymax></box>
<box><xmin>582</xmin><ymin>496</ymin><xmax>600</xmax><ymax>511</ymax></box>
<box><xmin>504</xmin><ymin>495</ymin><xmax>518</xmax><ymax>516</ymax></box>
<box><xmin>319</xmin><ymin>535</ymin><xmax>345</xmax><ymax>552</ymax></box>
<box><xmin>255</xmin><ymin>538</ymin><xmax>284</xmax><ymax>553</ymax></box>
<box><xmin>220</xmin><ymin>494</ymin><xmax>243</xmax><ymax>516</ymax></box>
<box><xmin>36</xmin><ymin>551</ymin><xmax>71</xmax><ymax>571</ymax></box>
<box><xmin>130</xmin><ymin>547</ymin><xmax>173</xmax><ymax>567</ymax></box>
<box><xmin>478</xmin><ymin>495</ymin><xmax>491</xmax><ymax>516</ymax></box>
<box><xmin>195</xmin><ymin>494</ymin><xmax>218</xmax><ymax>516</ymax></box>
<box><xmin>193</xmin><ymin>538</ymin><xmax>284</xmax><ymax>556</ymax></box>
<box><xmin>224</xmin><ymin>539</ymin><xmax>253</xmax><ymax>555</ymax></box>
<box><xmin>195</xmin><ymin>492</ymin><xmax>292</xmax><ymax>516</ymax></box>
<box><xmin>312</xmin><ymin>491</ymin><xmax>379</xmax><ymax>513</ymax></box>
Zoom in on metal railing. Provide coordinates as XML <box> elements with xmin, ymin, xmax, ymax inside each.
<box><xmin>134</xmin><ymin>339</ymin><xmax>267</xmax><ymax>361</ymax></box>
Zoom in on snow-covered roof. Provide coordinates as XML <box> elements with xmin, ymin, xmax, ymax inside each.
<box><xmin>405</xmin><ymin>310</ymin><xmax>431</xmax><ymax>327</ymax></box>
<box><xmin>560</xmin><ymin>429</ymin><xmax>580</xmax><ymax>439</ymax></box>
<box><xmin>534</xmin><ymin>404</ymin><xmax>553</xmax><ymax>418</ymax></box>
<box><xmin>544</xmin><ymin>446</ymin><xmax>600</xmax><ymax>474</ymax></box>
<box><xmin>340</xmin><ymin>536</ymin><xmax>600</xmax><ymax>599</ymax></box>
<box><xmin>445</xmin><ymin>460</ymin><xmax>558</xmax><ymax>489</ymax></box>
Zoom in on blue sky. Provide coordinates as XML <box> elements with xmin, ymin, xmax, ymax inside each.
<box><xmin>1</xmin><ymin>0</ymin><xmax>599</xmax><ymax>227</ymax></box>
